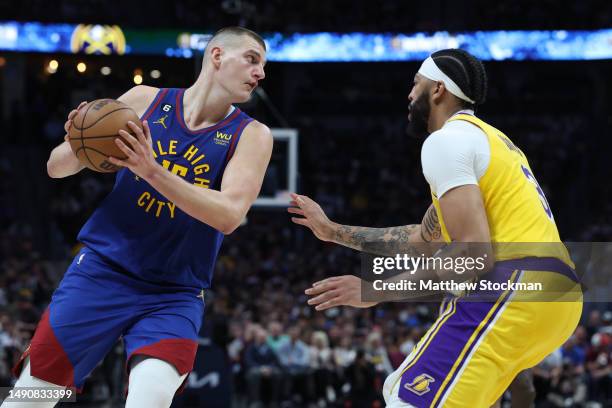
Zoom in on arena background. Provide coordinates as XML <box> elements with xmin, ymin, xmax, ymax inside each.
<box><xmin>0</xmin><ymin>1</ymin><xmax>611</xmax><ymax>407</ymax></box>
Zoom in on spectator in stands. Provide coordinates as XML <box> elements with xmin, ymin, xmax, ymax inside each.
<box><xmin>562</xmin><ymin>326</ymin><xmax>589</xmax><ymax>369</ymax></box>
<box><xmin>533</xmin><ymin>347</ymin><xmax>564</xmax><ymax>406</ymax></box>
<box><xmin>585</xmin><ymin>332</ymin><xmax>611</xmax><ymax>403</ymax></box>
<box><xmin>344</xmin><ymin>349</ymin><xmax>377</xmax><ymax>408</ymax></box>
<box><xmin>267</xmin><ymin>321</ymin><xmax>290</xmax><ymax>353</ymax></box>
<box><xmin>333</xmin><ymin>336</ymin><xmax>356</xmax><ymax>372</ymax></box>
<box><xmin>244</xmin><ymin>327</ymin><xmax>282</xmax><ymax>407</ymax></box>
<box><xmin>309</xmin><ymin>330</ymin><xmax>336</xmax><ymax>405</ymax></box>
<box><xmin>365</xmin><ymin>331</ymin><xmax>393</xmax><ymax>376</ymax></box>
<box><xmin>546</xmin><ymin>360</ymin><xmax>588</xmax><ymax>407</ymax></box>
<box><xmin>277</xmin><ymin>325</ymin><xmax>310</xmax><ymax>403</ymax></box>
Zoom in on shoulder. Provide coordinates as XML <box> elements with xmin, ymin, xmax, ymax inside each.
<box><xmin>228</xmin><ymin>120</ymin><xmax>273</xmax><ymax>166</ymax></box>
<box><xmin>117</xmin><ymin>85</ymin><xmax>160</xmax><ymax>117</ymax></box>
<box><xmin>239</xmin><ymin>120</ymin><xmax>273</xmax><ymax>147</ymax></box>
<box><xmin>422</xmin><ymin>120</ymin><xmax>488</xmax><ymax>161</ymax></box>
<box><xmin>242</xmin><ymin>120</ymin><xmax>272</xmax><ymax>138</ymax></box>
<box><xmin>120</xmin><ymin>85</ymin><xmax>159</xmax><ymax>101</ymax></box>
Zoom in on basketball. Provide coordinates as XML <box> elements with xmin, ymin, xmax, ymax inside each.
<box><xmin>68</xmin><ymin>99</ymin><xmax>142</xmax><ymax>173</ymax></box>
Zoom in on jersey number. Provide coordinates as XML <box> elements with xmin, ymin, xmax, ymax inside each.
<box><xmin>521</xmin><ymin>165</ymin><xmax>554</xmax><ymax>222</ymax></box>
<box><xmin>161</xmin><ymin>160</ymin><xmax>188</xmax><ymax>177</ymax></box>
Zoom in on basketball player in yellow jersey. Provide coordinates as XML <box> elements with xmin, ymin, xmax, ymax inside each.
<box><xmin>289</xmin><ymin>49</ymin><xmax>582</xmax><ymax>407</ymax></box>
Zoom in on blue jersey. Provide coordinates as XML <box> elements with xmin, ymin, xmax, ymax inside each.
<box><xmin>78</xmin><ymin>88</ymin><xmax>254</xmax><ymax>289</ymax></box>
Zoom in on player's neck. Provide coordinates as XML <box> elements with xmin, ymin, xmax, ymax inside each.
<box><xmin>183</xmin><ymin>81</ymin><xmax>234</xmax><ymax>130</ymax></box>
<box><xmin>428</xmin><ymin>103</ymin><xmax>465</xmax><ymax>132</ymax></box>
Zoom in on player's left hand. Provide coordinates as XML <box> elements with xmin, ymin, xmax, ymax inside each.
<box><xmin>288</xmin><ymin>193</ymin><xmax>337</xmax><ymax>242</ymax></box>
<box><xmin>109</xmin><ymin>120</ymin><xmax>160</xmax><ymax>180</ymax></box>
<box><xmin>305</xmin><ymin>275</ymin><xmax>378</xmax><ymax>311</ymax></box>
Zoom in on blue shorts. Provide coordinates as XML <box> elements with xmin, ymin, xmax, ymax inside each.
<box><xmin>13</xmin><ymin>247</ymin><xmax>205</xmax><ymax>390</ymax></box>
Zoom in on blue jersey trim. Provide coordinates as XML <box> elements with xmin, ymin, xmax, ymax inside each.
<box><xmin>141</xmin><ymin>88</ymin><xmax>167</xmax><ymax>121</ymax></box>
<box><xmin>212</xmin><ymin>118</ymin><xmax>254</xmax><ymax>191</ymax></box>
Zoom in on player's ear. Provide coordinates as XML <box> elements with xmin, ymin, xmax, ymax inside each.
<box><xmin>210</xmin><ymin>46</ymin><xmax>223</xmax><ymax>69</ymax></box>
<box><xmin>431</xmin><ymin>81</ymin><xmax>445</xmax><ymax>104</ymax></box>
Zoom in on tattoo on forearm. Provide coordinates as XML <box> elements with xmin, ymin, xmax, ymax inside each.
<box><xmin>332</xmin><ymin>205</ymin><xmax>442</xmax><ymax>256</ymax></box>
<box><xmin>420</xmin><ymin>206</ymin><xmax>442</xmax><ymax>242</ymax></box>
<box><xmin>334</xmin><ymin>224</ymin><xmax>421</xmax><ymax>256</ymax></box>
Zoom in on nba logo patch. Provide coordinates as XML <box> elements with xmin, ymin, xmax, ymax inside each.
<box><xmin>405</xmin><ymin>373</ymin><xmax>435</xmax><ymax>396</ymax></box>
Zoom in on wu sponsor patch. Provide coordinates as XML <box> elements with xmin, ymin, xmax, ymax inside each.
<box><xmin>214</xmin><ymin>131</ymin><xmax>233</xmax><ymax>146</ymax></box>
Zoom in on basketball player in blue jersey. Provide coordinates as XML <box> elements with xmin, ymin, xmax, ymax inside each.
<box><xmin>290</xmin><ymin>49</ymin><xmax>581</xmax><ymax>407</ymax></box>
<box><xmin>2</xmin><ymin>27</ymin><xmax>272</xmax><ymax>408</ymax></box>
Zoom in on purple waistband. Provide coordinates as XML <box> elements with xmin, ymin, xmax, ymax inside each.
<box><xmin>495</xmin><ymin>257</ymin><xmax>578</xmax><ymax>283</ymax></box>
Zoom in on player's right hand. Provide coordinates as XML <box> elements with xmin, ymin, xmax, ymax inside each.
<box><xmin>63</xmin><ymin>101</ymin><xmax>88</xmax><ymax>141</ymax></box>
<box><xmin>288</xmin><ymin>193</ymin><xmax>336</xmax><ymax>242</ymax></box>
<box><xmin>305</xmin><ymin>275</ymin><xmax>378</xmax><ymax>311</ymax></box>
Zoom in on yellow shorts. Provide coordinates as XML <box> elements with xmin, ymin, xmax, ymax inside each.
<box><xmin>383</xmin><ymin>258</ymin><xmax>582</xmax><ymax>408</ymax></box>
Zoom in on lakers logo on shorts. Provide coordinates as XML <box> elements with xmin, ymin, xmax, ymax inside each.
<box><xmin>405</xmin><ymin>373</ymin><xmax>435</xmax><ymax>396</ymax></box>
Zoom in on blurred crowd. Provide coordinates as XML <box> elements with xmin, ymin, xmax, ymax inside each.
<box><xmin>1</xmin><ymin>25</ymin><xmax>612</xmax><ymax>408</ymax></box>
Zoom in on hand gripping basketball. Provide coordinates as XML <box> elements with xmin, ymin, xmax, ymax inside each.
<box><xmin>64</xmin><ymin>101</ymin><xmax>88</xmax><ymax>142</ymax></box>
<box><xmin>68</xmin><ymin>99</ymin><xmax>142</xmax><ymax>173</ymax></box>
<box><xmin>108</xmin><ymin>120</ymin><xmax>159</xmax><ymax>181</ymax></box>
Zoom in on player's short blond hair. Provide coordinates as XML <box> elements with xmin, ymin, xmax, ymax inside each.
<box><xmin>206</xmin><ymin>26</ymin><xmax>266</xmax><ymax>57</ymax></box>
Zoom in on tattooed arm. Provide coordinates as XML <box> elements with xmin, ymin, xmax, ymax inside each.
<box><xmin>334</xmin><ymin>205</ymin><xmax>443</xmax><ymax>256</ymax></box>
<box><xmin>288</xmin><ymin>193</ymin><xmax>444</xmax><ymax>256</ymax></box>
<box><xmin>305</xmin><ymin>186</ymin><xmax>496</xmax><ymax>310</ymax></box>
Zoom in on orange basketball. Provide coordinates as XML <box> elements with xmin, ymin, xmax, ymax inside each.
<box><xmin>68</xmin><ymin>99</ymin><xmax>142</xmax><ymax>173</ymax></box>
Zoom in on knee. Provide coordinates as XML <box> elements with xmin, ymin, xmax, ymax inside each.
<box><xmin>129</xmin><ymin>373</ymin><xmax>176</xmax><ymax>408</ymax></box>
<box><xmin>146</xmin><ymin>386</ymin><xmax>176</xmax><ymax>408</ymax></box>
<box><xmin>126</xmin><ymin>358</ymin><xmax>184</xmax><ymax>408</ymax></box>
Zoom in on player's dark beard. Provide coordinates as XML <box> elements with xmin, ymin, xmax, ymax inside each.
<box><xmin>407</xmin><ymin>93</ymin><xmax>431</xmax><ymax>139</ymax></box>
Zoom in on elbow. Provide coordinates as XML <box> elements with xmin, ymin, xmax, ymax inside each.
<box><xmin>209</xmin><ymin>198</ymin><xmax>250</xmax><ymax>235</ymax></box>
<box><xmin>217</xmin><ymin>210</ymin><xmax>245</xmax><ymax>235</ymax></box>
<box><xmin>472</xmin><ymin>240</ymin><xmax>494</xmax><ymax>277</ymax></box>
<box><xmin>219</xmin><ymin>222</ymin><xmax>239</xmax><ymax>235</ymax></box>
<box><xmin>454</xmin><ymin>236</ymin><xmax>494</xmax><ymax>278</ymax></box>
<box><xmin>47</xmin><ymin>160</ymin><xmax>60</xmax><ymax>178</ymax></box>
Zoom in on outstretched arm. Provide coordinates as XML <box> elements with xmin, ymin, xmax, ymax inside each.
<box><xmin>305</xmin><ymin>185</ymin><xmax>494</xmax><ymax>310</ymax></box>
<box><xmin>289</xmin><ymin>194</ymin><xmax>444</xmax><ymax>256</ymax></box>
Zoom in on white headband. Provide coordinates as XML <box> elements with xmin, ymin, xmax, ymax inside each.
<box><xmin>417</xmin><ymin>56</ymin><xmax>475</xmax><ymax>104</ymax></box>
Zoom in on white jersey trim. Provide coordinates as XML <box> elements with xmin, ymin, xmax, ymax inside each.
<box><xmin>421</xmin><ymin>111</ymin><xmax>490</xmax><ymax>198</ymax></box>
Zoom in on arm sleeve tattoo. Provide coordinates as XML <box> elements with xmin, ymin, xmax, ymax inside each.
<box><xmin>332</xmin><ymin>205</ymin><xmax>442</xmax><ymax>256</ymax></box>
<box><xmin>420</xmin><ymin>205</ymin><xmax>442</xmax><ymax>242</ymax></box>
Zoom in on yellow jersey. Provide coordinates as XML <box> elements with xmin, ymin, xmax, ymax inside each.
<box><xmin>430</xmin><ymin>114</ymin><xmax>573</xmax><ymax>268</ymax></box>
